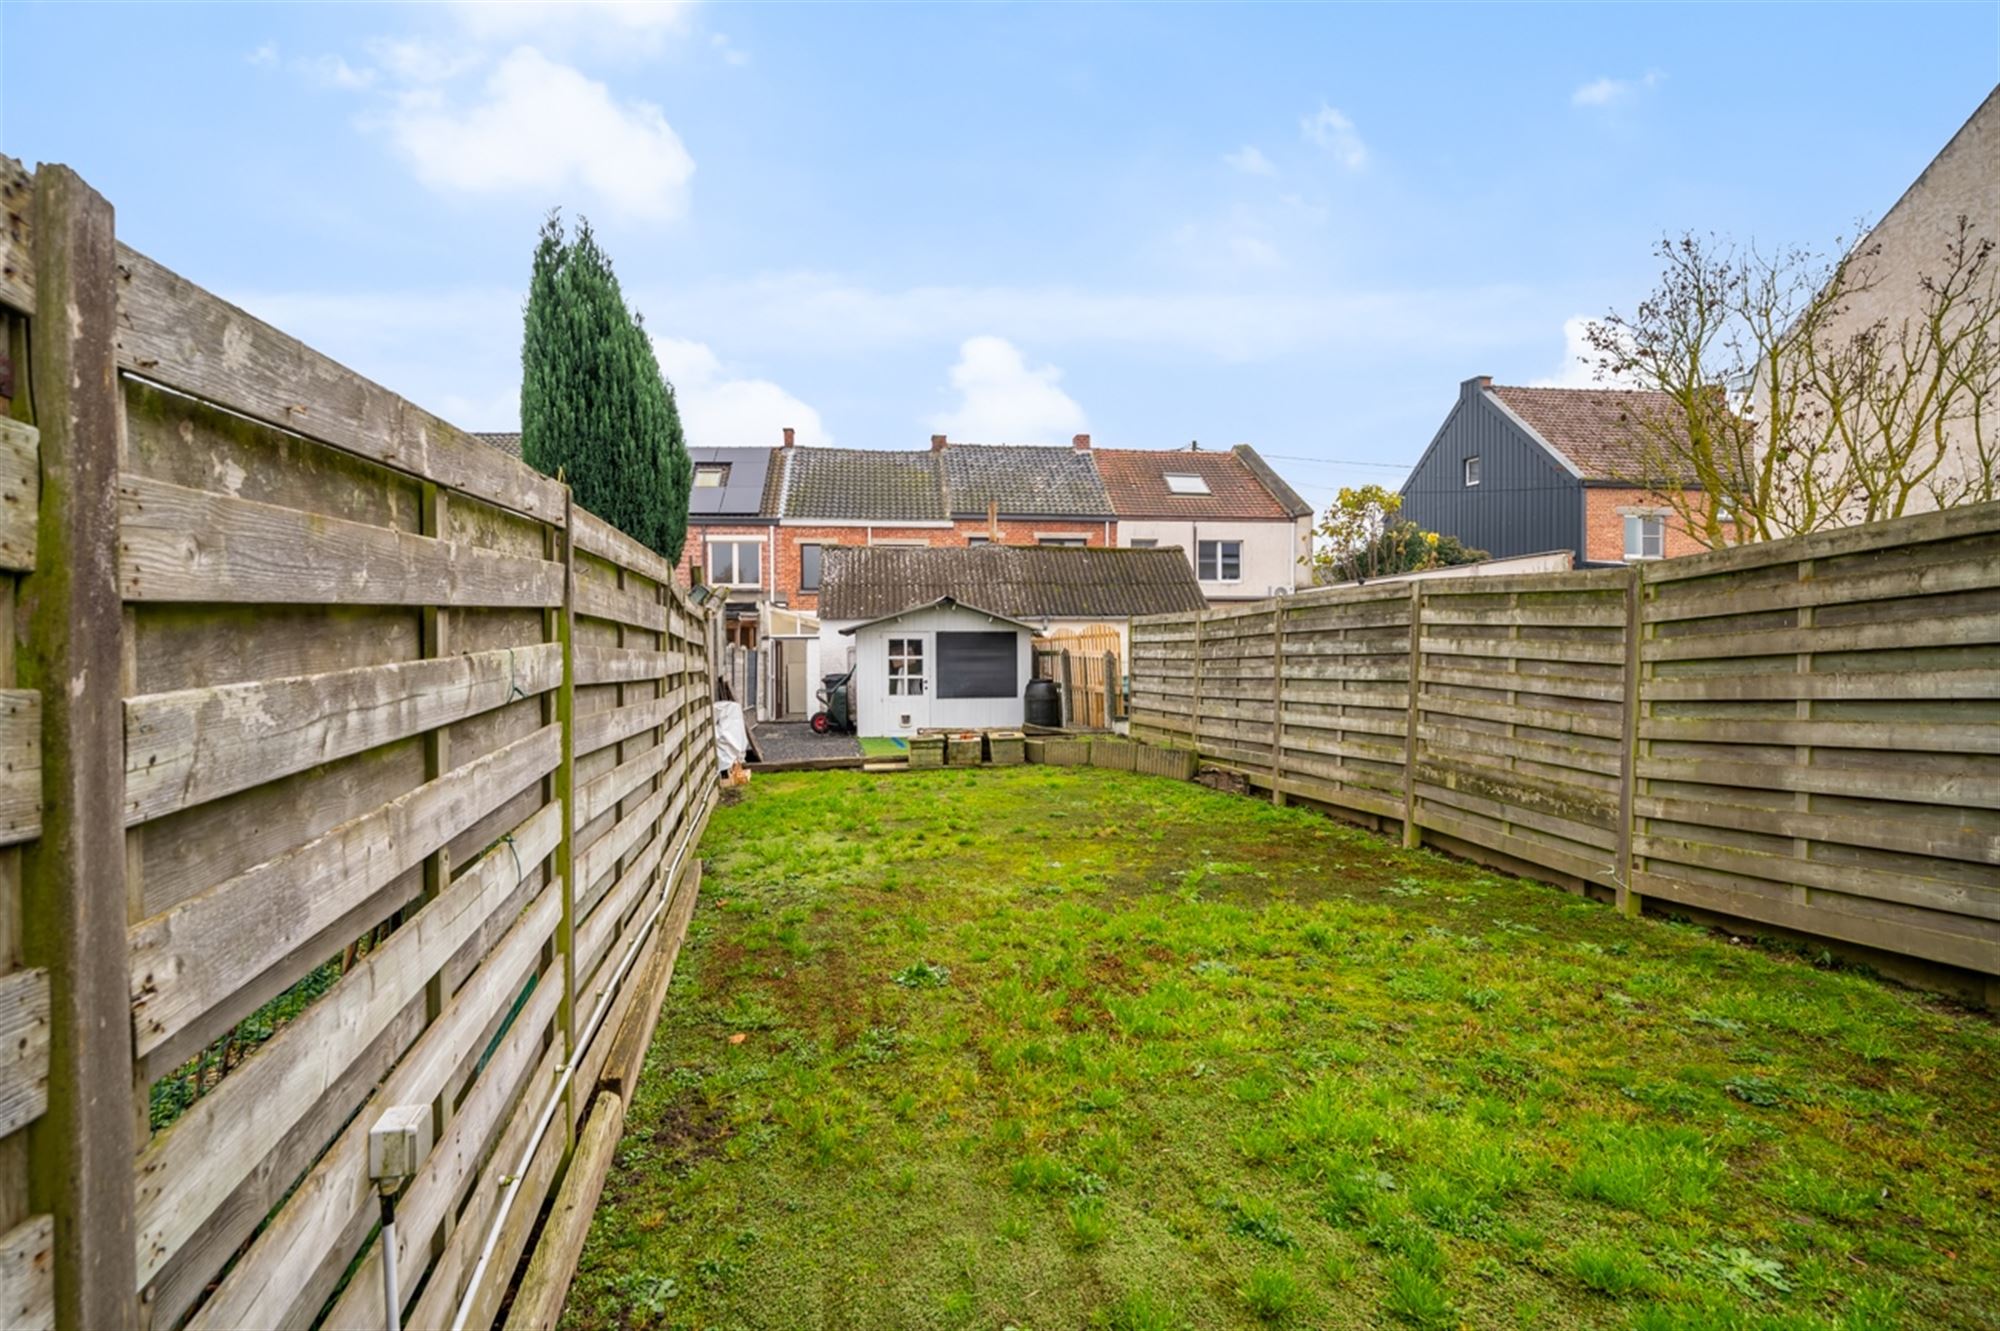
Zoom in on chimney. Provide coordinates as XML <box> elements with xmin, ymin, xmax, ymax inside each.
<box><xmin>930</xmin><ymin>433</ymin><xmax>948</xmax><ymax>452</ymax></box>
<box><xmin>1464</xmin><ymin>375</ymin><xmax>1493</xmax><ymax>396</ymax></box>
<box><xmin>782</xmin><ymin>426</ymin><xmax>796</xmax><ymax>447</ymax></box>
<box><xmin>1072</xmin><ymin>433</ymin><xmax>1091</xmax><ymax>451</ymax></box>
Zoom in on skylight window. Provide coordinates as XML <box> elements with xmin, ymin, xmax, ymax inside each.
<box><xmin>694</xmin><ymin>464</ymin><xmax>729</xmax><ymax>489</ymax></box>
<box><xmin>1164</xmin><ymin>473</ymin><xmax>1210</xmax><ymax>495</ymax></box>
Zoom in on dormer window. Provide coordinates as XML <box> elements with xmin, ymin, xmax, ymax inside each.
<box><xmin>1164</xmin><ymin>473</ymin><xmax>1210</xmax><ymax>495</ymax></box>
<box><xmin>1464</xmin><ymin>456</ymin><xmax>1482</xmax><ymax>487</ymax></box>
<box><xmin>694</xmin><ymin>464</ymin><xmax>729</xmax><ymax>489</ymax></box>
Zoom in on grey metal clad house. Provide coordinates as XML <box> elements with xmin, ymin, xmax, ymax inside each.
<box><xmin>1399</xmin><ymin>376</ymin><xmax>1686</xmax><ymax>567</ymax></box>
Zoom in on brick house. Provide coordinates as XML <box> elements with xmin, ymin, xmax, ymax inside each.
<box><xmin>1399</xmin><ymin>378</ymin><xmax>1723</xmax><ymax>567</ymax></box>
<box><xmin>680</xmin><ymin>442</ymin><xmax>785</xmax><ymax>647</ymax></box>
<box><xmin>937</xmin><ymin>434</ymin><xmax>1115</xmax><ymax>549</ymax></box>
<box><xmin>1095</xmin><ymin>444</ymin><xmax>1315</xmax><ymax>600</ymax></box>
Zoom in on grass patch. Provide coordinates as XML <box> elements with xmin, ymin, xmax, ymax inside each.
<box><xmin>859</xmin><ymin>735</ymin><xmax>907</xmax><ymax>759</ymax></box>
<box><xmin>563</xmin><ymin>767</ymin><xmax>2000</xmax><ymax>1330</ymax></box>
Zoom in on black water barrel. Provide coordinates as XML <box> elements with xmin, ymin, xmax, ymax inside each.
<box><xmin>1025</xmin><ymin>677</ymin><xmax>1062</xmax><ymax>728</ymax></box>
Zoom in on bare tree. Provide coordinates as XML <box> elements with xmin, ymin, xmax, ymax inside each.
<box><xmin>1586</xmin><ymin>219</ymin><xmax>2000</xmax><ymax>547</ymax></box>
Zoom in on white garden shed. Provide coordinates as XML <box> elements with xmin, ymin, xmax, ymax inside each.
<box><xmin>840</xmin><ymin>597</ymin><xmax>1035</xmax><ymax>737</ymax></box>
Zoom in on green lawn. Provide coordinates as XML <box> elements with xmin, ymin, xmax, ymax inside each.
<box><xmin>562</xmin><ymin>767</ymin><xmax>2000</xmax><ymax>1331</ymax></box>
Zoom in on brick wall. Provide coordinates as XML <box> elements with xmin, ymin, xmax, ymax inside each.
<box><xmin>677</xmin><ymin>522</ymin><xmax>774</xmax><ymax>591</ymax></box>
<box><xmin>1583</xmin><ymin>487</ymin><xmax>1721</xmax><ymax>563</ymax></box>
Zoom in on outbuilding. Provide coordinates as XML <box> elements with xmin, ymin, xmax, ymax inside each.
<box><xmin>840</xmin><ymin>597</ymin><xmax>1036</xmax><ymax>736</ymax></box>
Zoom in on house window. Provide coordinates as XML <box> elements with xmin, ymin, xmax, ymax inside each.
<box><xmin>1038</xmin><ymin>536</ymin><xmax>1087</xmax><ymax>548</ymax></box>
<box><xmin>708</xmin><ymin>540</ymin><xmax>761</xmax><ymax>587</ymax></box>
<box><xmin>799</xmin><ymin>542</ymin><xmax>826</xmax><ymax>592</ymax></box>
<box><xmin>694</xmin><ymin>464</ymin><xmax>729</xmax><ymax>489</ymax></box>
<box><xmin>1464</xmin><ymin>456</ymin><xmax>1481</xmax><ymax>487</ymax></box>
<box><xmin>1128</xmin><ymin>538</ymin><xmax>1159</xmax><ymax>549</ymax></box>
<box><xmin>1623</xmin><ymin>514</ymin><xmax>1666</xmax><ymax>561</ymax></box>
<box><xmin>886</xmin><ymin>637</ymin><xmax>926</xmax><ymax>696</ymax></box>
<box><xmin>1197</xmin><ymin>540</ymin><xmax>1242</xmax><ymax>581</ymax></box>
<box><xmin>1164</xmin><ymin>473</ymin><xmax>1210</xmax><ymax>495</ymax></box>
<box><xmin>966</xmin><ymin>536</ymin><xmax>991</xmax><ymax>546</ymax></box>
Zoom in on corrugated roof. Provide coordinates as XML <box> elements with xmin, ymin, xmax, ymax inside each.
<box><xmin>940</xmin><ymin>444</ymin><xmax>1113</xmax><ymax>516</ymax></box>
<box><xmin>1487</xmin><ymin>385</ymin><xmax>1682</xmax><ymax>482</ymax></box>
<box><xmin>781</xmin><ymin>448</ymin><xmax>947</xmax><ymax>522</ymax></box>
<box><xmin>690</xmin><ymin>446</ymin><xmax>776</xmax><ymax>517</ymax></box>
<box><xmin>1094</xmin><ymin>448</ymin><xmax>1296</xmax><ymax>519</ymax></box>
<box><xmin>819</xmin><ymin>544</ymin><xmax>1209</xmax><ymax>621</ymax></box>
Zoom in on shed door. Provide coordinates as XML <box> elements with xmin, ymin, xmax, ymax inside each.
<box><xmin>878</xmin><ymin>632</ymin><xmax>930</xmax><ymax>734</ymax></box>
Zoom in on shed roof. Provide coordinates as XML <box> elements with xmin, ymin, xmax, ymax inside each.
<box><xmin>1093</xmin><ymin>446</ymin><xmax>1305</xmax><ymax>519</ymax></box>
<box><xmin>939</xmin><ymin>444</ymin><xmax>1113</xmax><ymax>516</ymax></box>
<box><xmin>819</xmin><ymin>544</ymin><xmax>1208</xmax><ymax>621</ymax></box>
<box><xmin>780</xmin><ymin>448</ymin><xmax>948</xmax><ymax>522</ymax></box>
<box><xmin>836</xmin><ymin>596</ymin><xmax>1039</xmax><ymax>635</ymax></box>
<box><xmin>474</xmin><ymin>431</ymin><xmax>522</xmax><ymax>459</ymax></box>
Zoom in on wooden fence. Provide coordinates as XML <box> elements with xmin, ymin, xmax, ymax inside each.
<box><xmin>1034</xmin><ymin>625</ymin><xmax>1124</xmax><ymax>729</ymax></box>
<box><xmin>0</xmin><ymin>160</ymin><xmax>717</xmax><ymax>1330</ymax></box>
<box><xmin>1132</xmin><ymin>503</ymin><xmax>2000</xmax><ymax>993</ymax></box>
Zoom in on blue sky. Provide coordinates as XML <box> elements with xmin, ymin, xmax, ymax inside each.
<box><xmin>3</xmin><ymin>3</ymin><xmax>1996</xmax><ymax>513</ymax></box>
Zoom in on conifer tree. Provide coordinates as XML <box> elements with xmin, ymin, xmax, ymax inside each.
<box><xmin>521</xmin><ymin>212</ymin><xmax>692</xmax><ymax>559</ymax></box>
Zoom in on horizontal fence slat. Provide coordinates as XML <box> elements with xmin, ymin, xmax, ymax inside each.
<box><xmin>129</xmin><ymin>725</ymin><xmax>561</xmax><ymax>1067</ymax></box>
<box><xmin>0</xmin><ymin>418</ymin><xmax>39</xmax><ymax>572</ymax></box>
<box><xmin>0</xmin><ymin>1214</ymin><xmax>53</xmax><ymax>1331</ymax></box>
<box><xmin>125</xmin><ymin>643</ymin><xmax>564</xmax><ymax>825</ymax></box>
<box><xmin>115</xmin><ymin>245</ymin><xmax>566</xmax><ymax>522</ymax></box>
<box><xmin>119</xmin><ymin>474</ymin><xmax>565</xmax><ymax>607</ymax></box>
<box><xmin>0</xmin><ymin>967</ymin><xmax>49</xmax><ymax>1138</ymax></box>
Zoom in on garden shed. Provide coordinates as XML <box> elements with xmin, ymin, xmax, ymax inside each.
<box><xmin>840</xmin><ymin>596</ymin><xmax>1035</xmax><ymax>736</ymax></box>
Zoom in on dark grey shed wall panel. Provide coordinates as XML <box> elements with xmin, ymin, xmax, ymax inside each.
<box><xmin>1399</xmin><ymin>391</ymin><xmax>1584</xmax><ymax>563</ymax></box>
<box><xmin>937</xmin><ymin>631</ymin><xmax>1019</xmax><ymax>698</ymax></box>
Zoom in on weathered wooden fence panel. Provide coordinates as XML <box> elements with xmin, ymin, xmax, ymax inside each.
<box><xmin>1132</xmin><ymin>506</ymin><xmax>2000</xmax><ymax>989</ymax></box>
<box><xmin>1</xmin><ymin>158</ymin><xmax>717</xmax><ymax>1331</ymax></box>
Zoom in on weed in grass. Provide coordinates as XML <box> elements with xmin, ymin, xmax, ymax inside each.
<box><xmin>1408</xmin><ymin>1168</ymin><xmax>1496</xmax><ymax>1237</ymax></box>
<box><xmin>893</xmin><ymin>960</ymin><xmax>952</xmax><ymax>988</ymax></box>
<box><xmin>1231</xmin><ymin>1069</ymin><xmax>1281</xmax><ymax>1105</ymax></box>
<box><xmin>1695</xmin><ymin>1246</ymin><xmax>1792</xmax><ymax>1299</ymax></box>
<box><xmin>1722</xmin><ymin>1073</ymin><xmax>1785</xmax><ymax>1107</ymax></box>
<box><xmin>1010</xmin><ymin>1151</ymin><xmax>1070</xmax><ymax>1194</ymax></box>
<box><xmin>1382</xmin><ymin>1257</ymin><xmax>1455</xmax><ymax>1329</ymax></box>
<box><xmin>1568</xmin><ymin>1242</ymin><xmax>1657</xmax><ymax>1296</ymax></box>
<box><xmin>1220</xmin><ymin>1196</ymin><xmax>1298</xmax><ymax>1249</ymax></box>
<box><xmin>1235</xmin><ymin>1125</ymin><xmax>1288</xmax><ymax>1167</ymax></box>
<box><xmin>1068</xmin><ymin>1195</ymin><xmax>1110</xmax><ymax>1250</ymax></box>
<box><xmin>1774</xmin><ymin>1165</ymin><xmax>1876</xmax><ymax>1222</ymax></box>
<box><xmin>1237</xmin><ymin>1266</ymin><xmax>1301</xmax><ymax>1321</ymax></box>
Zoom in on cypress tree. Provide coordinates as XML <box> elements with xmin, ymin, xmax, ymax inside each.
<box><xmin>521</xmin><ymin>213</ymin><xmax>692</xmax><ymax>560</ymax></box>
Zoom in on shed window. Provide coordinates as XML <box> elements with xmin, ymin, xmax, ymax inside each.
<box><xmin>937</xmin><ymin>631</ymin><xmax>1018</xmax><ymax>699</ymax></box>
<box><xmin>1463</xmin><ymin>456</ymin><xmax>1481</xmax><ymax>487</ymax></box>
<box><xmin>1165</xmin><ymin>474</ymin><xmax>1211</xmax><ymax>495</ymax></box>
<box><xmin>1624</xmin><ymin>514</ymin><xmax>1666</xmax><ymax>561</ymax></box>
<box><xmin>886</xmin><ymin>637</ymin><xmax>926</xmax><ymax>696</ymax></box>
<box><xmin>694</xmin><ymin>464</ymin><xmax>729</xmax><ymax>489</ymax></box>
<box><xmin>1197</xmin><ymin>540</ymin><xmax>1241</xmax><ymax>582</ymax></box>
<box><xmin>708</xmin><ymin>540</ymin><xmax>761</xmax><ymax>587</ymax></box>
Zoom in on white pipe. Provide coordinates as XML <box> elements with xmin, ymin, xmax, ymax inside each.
<box><xmin>446</xmin><ymin>814</ymin><xmax>705</xmax><ymax>1331</ymax></box>
<box><xmin>381</xmin><ymin>1211</ymin><xmax>401</xmax><ymax>1331</ymax></box>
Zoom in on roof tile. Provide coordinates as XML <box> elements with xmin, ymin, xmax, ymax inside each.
<box><xmin>1487</xmin><ymin>385</ymin><xmax>1682</xmax><ymax>482</ymax></box>
<box><xmin>1093</xmin><ymin>447</ymin><xmax>1297</xmax><ymax>520</ymax></box>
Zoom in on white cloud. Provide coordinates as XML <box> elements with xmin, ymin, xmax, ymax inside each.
<box><xmin>1531</xmin><ymin>315</ymin><xmax>1639</xmax><ymax>388</ymax></box>
<box><xmin>1300</xmin><ymin>103</ymin><xmax>1367</xmax><ymax>169</ymax></box>
<box><xmin>380</xmin><ymin>46</ymin><xmax>695</xmax><ymax>220</ymax></box>
<box><xmin>1572</xmin><ymin>71</ymin><xmax>1663</xmax><ymax>108</ymax></box>
<box><xmin>652</xmin><ymin>337</ymin><xmax>829</xmax><ymax>447</ymax></box>
<box><xmin>247</xmin><ymin>41</ymin><xmax>279</xmax><ymax>67</ymax></box>
<box><xmin>297</xmin><ymin>53</ymin><xmax>377</xmax><ymax>90</ymax></box>
<box><xmin>710</xmin><ymin>32</ymin><xmax>749</xmax><ymax>67</ymax></box>
<box><xmin>929</xmin><ymin>336</ymin><xmax>1087</xmax><ymax>443</ymax></box>
<box><xmin>1224</xmin><ymin>145</ymin><xmax>1276</xmax><ymax>177</ymax></box>
<box><xmin>368</xmin><ymin>37</ymin><xmax>483</xmax><ymax>84</ymax></box>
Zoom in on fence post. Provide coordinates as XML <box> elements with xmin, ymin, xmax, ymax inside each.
<box><xmin>553</xmin><ymin>492</ymin><xmax>579</xmax><ymax>1147</ymax></box>
<box><xmin>1101</xmin><ymin>650</ymin><xmax>1117</xmax><ymax>728</ymax></box>
<box><xmin>1402</xmin><ymin>582</ymin><xmax>1423</xmax><ymax>848</ymax></box>
<box><xmin>1616</xmin><ymin>563</ymin><xmax>1643</xmax><ymax>917</ymax></box>
<box><xmin>1189</xmin><ymin>612</ymin><xmax>1205</xmax><ymax>761</ymax></box>
<box><xmin>1269</xmin><ymin>597</ymin><xmax>1286</xmax><ymax>806</ymax></box>
<box><xmin>19</xmin><ymin>165</ymin><xmax>137</xmax><ymax>1331</ymax></box>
